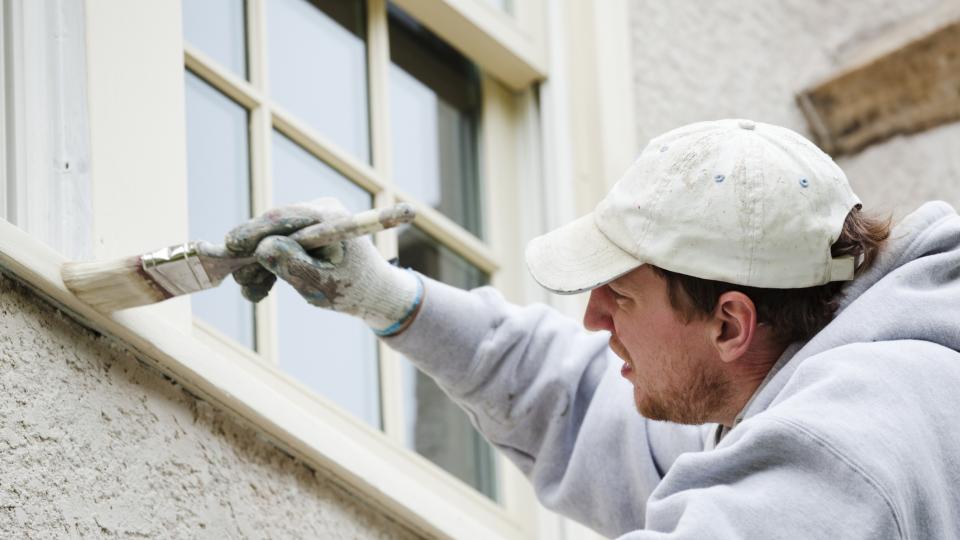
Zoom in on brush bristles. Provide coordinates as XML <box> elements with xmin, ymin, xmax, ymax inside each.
<box><xmin>61</xmin><ymin>257</ymin><xmax>170</xmax><ymax>312</ymax></box>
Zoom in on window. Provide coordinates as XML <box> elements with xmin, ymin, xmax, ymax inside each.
<box><xmin>182</xmin><ymin>0</ymin><xmax>248</xmax><ymax>79</ymax></box>
<box><xmin>182</xmin><ymin>0</ymin><xmax>511</xmax><ymax>501</ymax></box>
<box><xmin>398</xmin><ymin>225</ymin><xmax>497</xmax><ymax>498</ymax></box>
<box><xmin>184</xmin><ymin>70</ymin><xmax>255</xmax><ymax>349</ymax></box>
<box><xmin>267</xmin><ymin>0</ymin><xmax>370</xmax><ymax>162</ymax></box>
<box><xmin>3</xmin><ymin>0</ymin><xmax>554</xmax><ymax>535</ymax></box>
<box><xmin>388</xmin><ymin>6</ymin><xmax>482</xmax><ymax>237</ymax></box>
<box><xmin>386</xmin><ymin>6</ymin><xmax>496</xmax><ymax>498</ymax></box>
<box><xmin>271</xmin><ymin>130</ymin><xmax>381</xmax><ymax>428</ymax></box>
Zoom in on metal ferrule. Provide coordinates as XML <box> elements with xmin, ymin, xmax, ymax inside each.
<box><xmin>141</xmin><ymin>242</ymin><xmax>213</xmax><ymax>296</ymax></box>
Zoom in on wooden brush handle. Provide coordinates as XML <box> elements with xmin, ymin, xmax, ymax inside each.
<box><xmin>201</xmin><ymin>203</ymin><xmax>417</xmax><ymax>283</ymax></box>
<box><xmin>289</xmin><ymin>203</ymin><xmax>416</xmax><ymax>250</ymax></box>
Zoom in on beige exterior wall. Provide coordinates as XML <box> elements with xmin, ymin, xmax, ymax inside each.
<box><xmin>627</xmin><ymin>0</ymin><xmax>960</xmax><ymax>219</ymax></box>
<box><xmin>0</xmin><ymin>272</ymin><xmax>423</xmax><ymax>539</ymax></box>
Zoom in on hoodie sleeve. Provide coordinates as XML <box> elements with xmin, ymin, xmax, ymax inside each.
<box><xmin>383</xmin><ymin>276</ymin><xmax>711</xmax><ymax>535</ymax></box>
<box><xmin>617</xmin><ymin>416</ymin><xmax>902</xmax><ymax>539</ymax></box>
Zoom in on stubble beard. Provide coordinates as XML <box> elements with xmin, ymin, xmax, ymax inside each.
<box><xmin>616</xmin><ymin>338</ymin><xmax>734</xmax><ymax>425</ymax></box>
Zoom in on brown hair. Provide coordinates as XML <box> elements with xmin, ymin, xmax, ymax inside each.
<box><xmin>651</xmin><ymin>207</ymin><xmax>892</xmax><ymax>345</ymax></box>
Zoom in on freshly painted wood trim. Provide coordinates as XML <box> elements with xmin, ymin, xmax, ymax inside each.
<box><xmin>249</xmin><ymin>102</ymin><xmax>277</xmax><ymax>362</ymax></box>
<box><xmin>85</xmin><ymin>0</ymin><xmax>191</xmax><ymax>327</ymax></box>
<box><xmin>192</xmin><ymin>317</ymin><xmax>266</xmax><ymax>366</ymax></box>
<box><xmin>390</xmin><ymin>0</ymin><xmax>546</xmax><ymax>91</ymax></box>
<box><xmin>535</xmin><ymin>0</ymin><xmax>590</xmax><ymax>324</ymax></box>
<box><xmin>480</xmin><ymin>75</ymin><xmax>522</xmax><ymax>300</ymax></box>
<box><xmin>246</xmin><ymin>0</ymin><xmax>268</xmax><ymax>93</ymax></box>
<box><xmin>367</xmin><ymin>0</ymin><xmax>393</xmax><ymax>179</ymax></box>
<box><xmin>367</xmin><ymin>0</ymin><xmax>407</xmax><ymax>446</ymax></box>
<box><xmin>592</xmin><ymin>0</ymin><xmax>639</xmax><ymax>189</ymax></box>
<box><xmin>247</xmin><ymin>0</ymin><xmax>276</xmax><ymax>365</ymax></box>
<box><xmin>184</xmin><ymin>44</ymin><xmax>264</xmax><ymax>110</ymax></box>
<box><xmin>0</xmin><ymin>218</ymin><xmax>524</xmax><ymax>540</ymax></box>
<box><xmin>372</xmin><ymin>191</ymin><xmax>406</xmax><ymax>445</ymax></box>
<box><xmin>478</xmin><ymin>74</ymin><xmax>549</xmax><ymax>535</ymax></box>
<box><xmin>513</xmin><ymin>0</ymin><xmax>546</xmax><ymax>65</ymax></box>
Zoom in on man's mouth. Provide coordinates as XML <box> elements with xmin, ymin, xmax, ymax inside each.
<box><xmin>609</xmin><ymin>335</ymin><xmax>634</xmax><ymax>379</ymax></box>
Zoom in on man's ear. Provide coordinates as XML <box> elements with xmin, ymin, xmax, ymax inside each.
<box><xmin>711</xmin><ymin>291</ymin><xmax>757</xmax><ymax>363</ymax></box>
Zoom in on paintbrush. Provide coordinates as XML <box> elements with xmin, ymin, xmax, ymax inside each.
<box><xmin>61</xmin><ymin>203</ymin><xmax>416</xmax><ymax>313</ymax></box>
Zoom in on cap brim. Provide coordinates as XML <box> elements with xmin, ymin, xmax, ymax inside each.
<box><xmin>525</xmin><ymin>212</ymin><xmax>643</xmax><ymax>295</ymax></box>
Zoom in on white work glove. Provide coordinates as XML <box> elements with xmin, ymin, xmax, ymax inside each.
<box><xmin>224</xmin><ymin>198</ymin><xmax>423</xmax><ymax>337</ymax></box>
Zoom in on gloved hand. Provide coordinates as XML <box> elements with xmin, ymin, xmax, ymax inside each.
<box><xmin>224</xmin><ymin>198</ymin><xmax>423</xmax><ymax>337</ymax></box>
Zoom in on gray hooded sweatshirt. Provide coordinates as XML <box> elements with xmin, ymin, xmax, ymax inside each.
<box><xmin>383</xmin><ymin>201</ymin><xmax>960</xmax><ymax>539</ymax></box>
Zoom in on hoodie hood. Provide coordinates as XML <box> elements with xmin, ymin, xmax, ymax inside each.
<box><xmin>740</xmin><ymin>200</ymin><xmax>960</xmax><ymax>422</ymax></box>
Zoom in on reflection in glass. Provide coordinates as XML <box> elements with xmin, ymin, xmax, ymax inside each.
<box><xmin>389</xmin><ymin>6</ymin><xmax>483</xmax><ymax>238</ymax></box>
<box><xmin>184</xmin><ymin>71</ymin><xmax>255</xmax><ymax>348</ymax></box>
<box><xmin>267</xmin><ymin>0</ymin><xmax>370</xmax><ymax>162</ymax></box>
<box><xmin>183</xmin><ymin>0</ymin><xmax>248</xmax><ymax>79</ymax></box>
<box><xmin>398</xmin><ymin>225</ymin><xmax>497</xmax><ymax>500</ymax></box>
<box><xmin>272</xmin><ymin>130</ymin><xmax>381</xmax><ymax>428</ymax></box>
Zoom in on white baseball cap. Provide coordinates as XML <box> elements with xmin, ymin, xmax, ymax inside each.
<box><xmin>525</xmin><ymin>119</ymin><xmax>862</xmax><ymax>293</ymax></box>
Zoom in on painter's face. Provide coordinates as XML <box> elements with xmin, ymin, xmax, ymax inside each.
<box><xmin>583</xmin><ymin>265</ymin><xmax>730</xmax><ymax>424</ymax></box>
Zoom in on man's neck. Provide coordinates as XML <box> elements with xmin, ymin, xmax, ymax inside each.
<box><xmin>717</xmin><ymin>340</ymin><xmax>788</xmax><ymax>427</ymax></box>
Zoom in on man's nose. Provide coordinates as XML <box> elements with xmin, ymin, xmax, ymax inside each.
<box><xmin>583</xmin><ymin>286</ymin><xmax>615</xmax><ymax>332</ymax></box>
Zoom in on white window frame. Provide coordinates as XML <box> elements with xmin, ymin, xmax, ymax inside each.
<box><xmin>182</xmin><ymin>0</ymin><xmax>537</xmax><ymax>527</ymax></box>
<box><xmin>0</xmin><ymin>0</ymin><xmax>620</xmax><ymax>537</ymax></box>
<box><xmin>391</xmin><ymin>0</ymin><xmax>547</xmax><ymax>91</ymax></box>
<box><xmin>78</xmin><ymin>0</ymin><xmax>559</xmax><ymax>538</ymax></box>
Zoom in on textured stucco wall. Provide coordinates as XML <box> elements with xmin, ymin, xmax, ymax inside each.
<box><xmin>0</xmin><ymin>273</ymin><xmax>424</xmax><ymax>539</ymax></box>
<box><xmin>628</xmin><ymin>0</ymin><xmax>960</xmax><ymax>219</ymax></box>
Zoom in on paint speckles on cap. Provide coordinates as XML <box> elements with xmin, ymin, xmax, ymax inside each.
<box><xmin>799</xmin><ymin>177</ymin><xmax>810</xmax><ymax>188</ymax></box>
<box><xmin>715</xmin><ymin>174</ymin><xmax>726</xmax><ymax>183</ymax></box>
<box><xmin>660</xmin><ymin>145</ymin><xmax>669</xmax><ymax>153</ymax></box>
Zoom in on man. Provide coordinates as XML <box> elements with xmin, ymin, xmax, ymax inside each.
<box><xmin>225</xmin><ymin>119</ymin><xmax>960</xmax><ymax>538</ymax></box>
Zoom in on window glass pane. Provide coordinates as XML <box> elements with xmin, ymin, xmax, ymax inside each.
<box><xmin>184</xmin><ymin>71</ymin><xmax>254</xmax><ymax>348</ymax></box>
<box><xmin>389</xmin><ymin>6</ymin><xmax>483</xmax><ymax>238</ymax></box>
<box><xmin>398</xmin><ymin>225</ymin><xmax>497</xmax><ymax>500</ymax></box>
<box><xmin>272</xmin><ymin>130</ymin><xmax>381</xmax><ymax>428</ymax></box>
<box><xmin>267</xmin><ymin>0</ymin><xmax>370</xmax><ymax>162</ymax></box>
<box><xmin>183</xmin><ymin>0</ymin><xmax>248</xmax><ymax>79</ymax></box>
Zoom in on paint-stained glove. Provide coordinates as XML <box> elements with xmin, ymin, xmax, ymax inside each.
<box><xmin>224</xmin><ymin>198</ymin><xmax>423</xmax><ymax>337</ymax></box>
